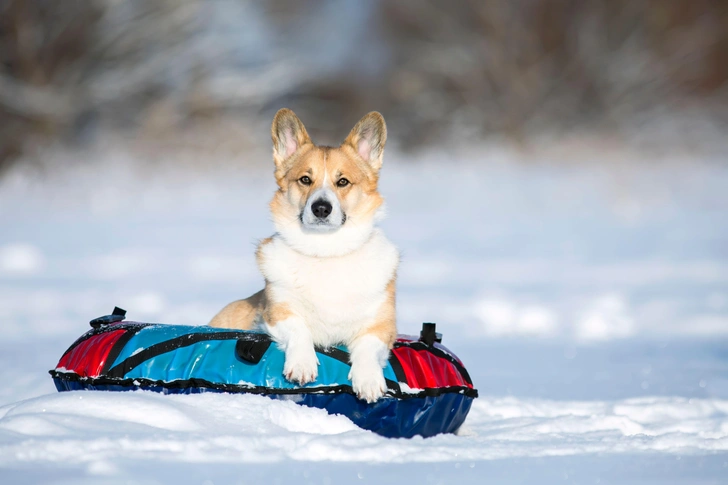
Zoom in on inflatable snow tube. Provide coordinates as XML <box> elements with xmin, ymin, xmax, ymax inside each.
<box><xmin>50</xmin><ymin>308</ymin><xmax>477</xmax><ymax>438</ymax></box>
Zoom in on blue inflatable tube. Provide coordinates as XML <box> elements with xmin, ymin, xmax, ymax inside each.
<box><xmin>50</xmin><ymin>309</ymin><xmax>477</xmax><ymax>438</ymax></box>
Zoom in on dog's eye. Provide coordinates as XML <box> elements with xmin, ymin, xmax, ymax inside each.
<box><xmin>336</xmin><ymin>178</ymin><xmax>350</xmax><ymax>187</ymax></box>
<box><xmin>299</xmin><ymin>176</ymin><xmax>312</xmax><ymax>185</ymax></box>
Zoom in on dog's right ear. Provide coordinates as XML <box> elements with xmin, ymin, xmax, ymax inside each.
<box><xmin>343</xmin><ymin>112</ymin><xmax>387</xmax><ymax>172</ymax></box>
<box><xmin>271</xmin><ymin>108</ymin><xmax>311</xmax><ymax>172</ymax></box>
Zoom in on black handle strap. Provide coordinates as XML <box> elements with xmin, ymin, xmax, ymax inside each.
<box><xmin>89</xmin><ymin>306</ymin><xmax>127</xmax><ymax>328</ymax></box>
<box><xmin>235</xmin><ymin>336</ymin><xmax>273</xmax><ymax>364</ymax></box>
<box><xmin>419</xmin><ymin>322</ymin><xmax>442</xmax><ymax>346</ymax></box>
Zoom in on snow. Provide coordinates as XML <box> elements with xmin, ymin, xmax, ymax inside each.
<box><xmin>1</xmin><ymin>143</ymin><xmax>727</xmax><ymax>483</ymax></box>
<box><xmin>1</xmin><ymin>392</ymin><xmax>725</xmax><ymax>467</ymax></box>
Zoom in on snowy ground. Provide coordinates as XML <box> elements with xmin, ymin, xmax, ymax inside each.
<box><xmin>1</xmin><ymin>143</ymin><xmax>727</xmax><ymax>484</ymax></box>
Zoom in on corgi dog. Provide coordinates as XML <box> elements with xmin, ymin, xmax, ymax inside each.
<box><xmin>209</xmin><ymin>109</ymin><xmax>398</xmax><ymax>402</ymax></box>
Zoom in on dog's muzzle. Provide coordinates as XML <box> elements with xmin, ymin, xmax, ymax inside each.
<box><xmin>301</xmin><ymin>190</ymin><xmax>345</xmax><ymax>231</ymax></box>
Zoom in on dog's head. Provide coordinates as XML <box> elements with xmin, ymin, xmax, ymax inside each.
<box><xmin>269</xmin><ymin>109</ymin><xmax>387</xmax><ymax>256</ymax></box>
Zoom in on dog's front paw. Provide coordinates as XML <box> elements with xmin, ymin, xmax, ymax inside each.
<box><xmin>349</xmin><ymin>366</ymin><xmax>387</xmax><ymax>403</ymax></box>
<box><xmin>283</xmin><ymin>347</ymin><xmax>319</xmax><ymax>385</ymax></box>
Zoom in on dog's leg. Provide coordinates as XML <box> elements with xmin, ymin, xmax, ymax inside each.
<box><xmin>264</xmin><ymin>304</ymin><xmax>319</xmax><ymax>385</ymax></box>
<box><xmin>209</xmin><ymin>290</ymin><xmax>265</xmax><ymax>329</ymax></box>
<box><xmin>348</xmin><ymin>333</ymin><xmax>392</xmax><ymax>402</ymax></box>
<box><xmin>348</xmin><ymin>281</ymin><xmax>397</xmax><ymax>402</ymax></box>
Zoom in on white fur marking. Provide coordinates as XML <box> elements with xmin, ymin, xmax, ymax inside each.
<box><xmin>301</xmin><ymin>187</ymin><xmax>344</xmax><ymax>231</ymax></box>
<box><xmin>260</xmin><ymin>229</ymin><xmax>398</xmax><ymax>343</ymax></box>
<box><xmin>322</xmin><ymin>149</ymin><xmax>328</xmax><ymax>183</ymax></box>
<box><xmin>274</xmin><ymin>203</ymin><xmax>389</xmax><ymax>257</ymax></box>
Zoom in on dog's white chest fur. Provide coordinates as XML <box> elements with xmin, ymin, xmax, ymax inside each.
<box><xmin>259</xmin><ymin>228</ymin><xmax>398</xmax><ymax>345</ymax></box>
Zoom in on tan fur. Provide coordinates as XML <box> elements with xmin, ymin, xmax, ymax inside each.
<box><xmin>355</xmin><ymin>278</ymin><xmax>397</xmax><ymax>347</ymax></box>
<box><xmin>255</xmin><ymin>237</ymin><xmax>273</xmax><ymax>266</ymax></box>
<box><xmin>262</xmin><ymin>298</ymin><xmax>293</xmax><ymax>328</ymax></box>
<box><xmin>208</xmin><ymin>290</ymin><xmax>265</xmax><ymax>330</ymax></box>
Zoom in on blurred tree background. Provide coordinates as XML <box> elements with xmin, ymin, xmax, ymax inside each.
<box><xmin>1</xmin><ymin>0</ymin><xmax>726</xmax><ymax>172</ymax></box>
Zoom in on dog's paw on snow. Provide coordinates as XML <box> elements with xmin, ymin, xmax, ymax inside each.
<box><xmin>283</xmin><ymin>347</ymin><xmax>319</xmax><ymax>385</ymax></box>
<box><xmin>349</xmin><ymin>366</ymin><xmax>386</xmax><ymax>403</ymax></box>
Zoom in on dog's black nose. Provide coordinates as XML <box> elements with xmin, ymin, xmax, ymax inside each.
<box><xmin>311</xmin><ymin>199</ymin><xmax>332</xmax><ymax>219</ymax></box>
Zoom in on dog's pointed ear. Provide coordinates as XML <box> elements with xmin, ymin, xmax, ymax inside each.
<box><xmin>344</xmin><ymin>112</ymin><xmax>387</xmax><ymax>171</ymax></box>
<box><xmin>271</xmin><ymin>108</ymin><xmax>312</xmax><ymax>170</ymax></box>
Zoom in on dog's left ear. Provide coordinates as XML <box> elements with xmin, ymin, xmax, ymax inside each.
<box><xmin>344</xmin><ymin>112</ymin><xmax>387</xmax><ymax>172</ymax></box>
